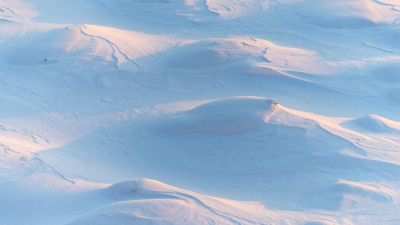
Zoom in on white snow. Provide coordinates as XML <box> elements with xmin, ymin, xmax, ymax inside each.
<box><xmin>2</xmin><ymin>0</ymin><xmax>400</xmax><ymax>224</ymax></box>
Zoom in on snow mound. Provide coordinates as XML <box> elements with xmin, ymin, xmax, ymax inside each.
<box><xmin>39</xmin><ymin>97</ymin><xmax>379</xmax><ymax>213</ymax></box>
<box><xmin>67</xmin><ymin>198</ymin><xmax>234</xmax><ymax>225</ymax></box>
<box><xmin>6</xmin><ymin>24</ymin><xmax>176</xmax><ymax>70</ymax></box>
<box><xmin>6</xmin><ymin>25</ymin><xmax>114</xmax><ymax>66</ymax></box>
<box><xmin>293</xmin><ymin>0</ymin><xmax>400</xmax><ymax>28</ymax></box>
<box><xmin>349</xmin><ymin>115</ymin><xmax>400</xmax><ymax>133</ymax></box>
<box><xmin>99</xmin><ymin>0</ymin><xmax>268</xmax><ymax>22</ymax></box>
<box><xmin>104</xmin><ymin>178</ymin><xmax>173</xmax><ymax>197</ymax></box>
<box><xmin>333</xmin><ymin>180</ymin><xmax>392</xmax><ymax>204</ymax></box>
<box><xmin>160</xmin><ymin>97</ymin><xmax>279</xmax><ymax>134</ymax></box>
<box><xmin>68</xmin><ymin>178</ymin><xmax>277</xmax><ymax>225</ymax></box>
<box><xmin>308</xmin><ymin>180</ymin><xmax>393</xmax><ymax>210</ymax></box>
<box><xmin>167</xmin><ymin>37</ymin><xmax>317</xmax><ymax>74</ymax></box>
<box><xmin>82</xmin><ymin>25</ymin><xmax>176</xmax><ymax>68</ymax></box>
<box><xmin>167</xmin><ymin>39</ymin><xmax>263</xmax><ymax>69</ymax></box>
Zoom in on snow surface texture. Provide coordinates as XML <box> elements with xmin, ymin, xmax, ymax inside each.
<box><xmin>2</xmin><ymin>0</ymin><xmax>400</xmax><ymax>224</ymax></box>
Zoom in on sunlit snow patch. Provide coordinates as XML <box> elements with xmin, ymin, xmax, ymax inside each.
<box><xmin>6</xmin><ymin>25</ymin><xmax>114</xmax><ymax>66</ymax></box>
<box><xmin>293</xmin><ymin>0</ymin><xmax>400</xmax><ymax>28</ymax></box>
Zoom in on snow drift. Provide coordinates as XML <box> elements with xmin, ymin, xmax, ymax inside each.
<box><xmin>6</xmin><ymin>25</ymin><xmax>114</xmax><ymax>66</ymax></box>
<box><xmin>293</xmin><ymin>0</ymin><xmax>400</xmax><ymax>28</ymax></box>
<box><xmin>160</xmin><ymin>97</ymin><xmax>279</xmax><ymax>133</ymax></box>
<box><xmin>3</xmin><ymin>0</ymin><xmax>400</xmax><ymax>224</ymax></box>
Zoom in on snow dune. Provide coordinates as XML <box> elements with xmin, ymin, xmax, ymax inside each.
<box><xmin>34</xmin><ymin>97</ymin><xmax>400</xmax><ymax>216</ymax></box>
<box><xmin>293</xmin><ymin>0</ymin><xmax>400</xmax><ymax>28</ymax></box>
<box><xmin>6</xmin><ymin>25</ymin><xmax>110</xmax><ymax>66</ymax></box>
<box><xmin>160</xmin><ymin>97</ymin><xmax>279</xmax><ymax>133</ymax></box>
<box><xmin>2</xmin><ymin>0</ymin><xmax>400</xmax><ymax>224</ymax></box>
<box><xmin>98</xmin><ymin>0</ymin><xmax>219</xmax><ymax>22</ymax></box>
<box><xmin>68</xmin><ymin>178</ymin><xmax>282</xmax><ymax>225</ymax></box>
<box><xmin>345</xmin><ymin>114</ymin><xmax>400</xmax><ymax>134</ymax></box>
<box><xmin>99</xmin><ymin>0</ymin><xmax>269</xmax><ymax>21</ymax></box>
<box><xmin>167</xmin><ymin>36</ymin><xmax>323</xmax><ymax>79</ymax></box>
<box><xmin>6</xmin><ymin>24</ymin><xmax>177</xmax><ymax>71</ymax></box>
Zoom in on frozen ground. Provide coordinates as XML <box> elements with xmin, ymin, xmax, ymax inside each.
<box><xmin>1</xmin><ymin>0</ymin><xmax>400</xmax><ymax>224</ymax></box>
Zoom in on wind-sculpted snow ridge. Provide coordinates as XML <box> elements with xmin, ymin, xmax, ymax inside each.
<box><xmin>68</xmin><ymin>178</ymin><xmax>284</xmax><ymax>225</ymax></box>
<box><xmin>348</xmin><ymin>114</ymin><xmax>400</xmax><ymax>134</ymax></box>
<box><xmin>98</xmin><ymin>0</ymin><xmax>219</xmax><ymax>22</ymax></box>
<box><xmin>6</xmin><ymin>24</ymin><xmax>177</xmax><ymax>71</ymax></box>
<box><xmin>69</xmin><ymin>178</ymin><xmax>393</xmax><ymax>225</ymax></box>
<box><xmin>99</xmin><ymin>0</ymin><xmax>270</xmax><ymax>22</ymax></box>
<box><xmin>97</xmin><ymin>0</ymin><xmax>400</xmax><ymax>27</ymax></box>
<box><xmin>6</xmin><ymin>25</ymin><xmax>109</xmax><ymax>66</ymax></box>
<box><xmin>293</xmin><ymin>0</ymin><xmax>400</xmax><ymax>28</ymax></box>
<box><xmin>160</xmin><ymin>97</ymin><xmax>280</xmax><ymax>133</ymax></box>
<box><xmin>166</xmin><ymin>36</ymin><xmax>328</xmax><ymax>78</ymax></box>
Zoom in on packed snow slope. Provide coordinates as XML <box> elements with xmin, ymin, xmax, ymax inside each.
<box><xmin>2</xmin><ymin>0</ymin><xmax>400</xmax><ymax>224</ymax></box>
